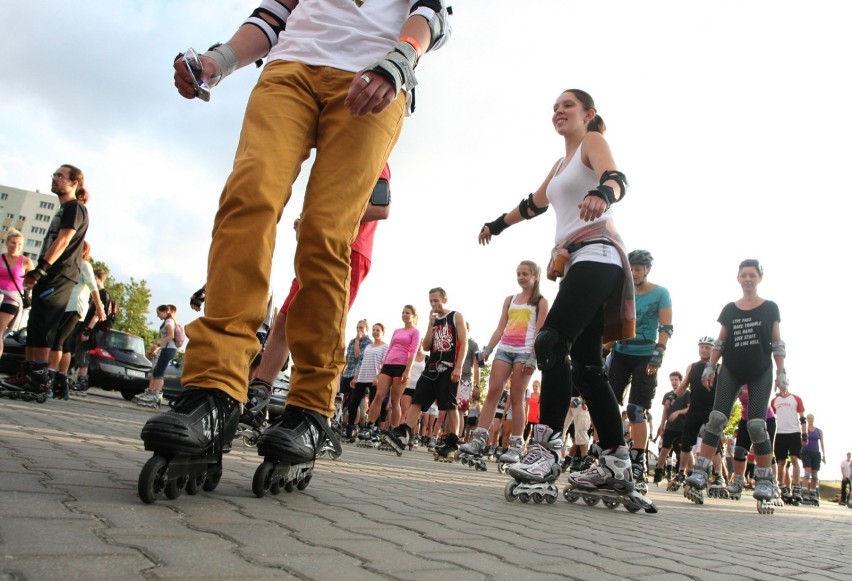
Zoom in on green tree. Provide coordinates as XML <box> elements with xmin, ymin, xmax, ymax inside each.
<box><xmin>726</xmin><ymin>401</ymin><xmax>742</xmax><ymax>437</ymax></box>
<box><xmin>90</xmin><ymin>259</ymin><xmax>155</xmax><ymax>347</ymax></box>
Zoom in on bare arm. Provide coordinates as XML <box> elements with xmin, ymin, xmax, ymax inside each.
<box><xmin>452</xmin><ymin>312</ymin><xmax>468</xmax><ymax>382</ymax></box>
<box><xmin>483</xmin><ymin>296</ymin><xmax>512</xmax><ymax>356</ymax></box>
<box><xmin>478</xmin><ymin>163</ymin><xmax>557</xmax><ymax>245</ymax></box>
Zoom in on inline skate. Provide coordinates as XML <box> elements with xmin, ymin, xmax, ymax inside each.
<box><xmin>133</xmin><ymin>388</ymin><xmax>163</xmax><ymax>409</ymax></box>
<box><xmin>68</xmin><ymin>374</ymin><xmax>89</xmax><ymax>397</ymax></box>
<box><xmin>563</xmin><ymin>445</ymin><xmax>657</xmax><ymax>513</ymax></box>
<box><xmin>683</xmin><ymin>457</ymin><xmax>712</xmax><ymax>504</ymax></box>
<box><xmin>356</xmin><ymin>424</ymin><xmax>375</xmax><ymax>448</ymax></box>
<box><xmin>726</xmin><ymin>474</ymin><xmax>745</xmax><ymax>500</ymax></box>
<box><xmin>433</xmin><ymin>433</ymin><xmax>459</xmax><ymax>462</ymax></box>
<box><xmin>707</xmin><ymin>474</ymin><xmax>729</xmax><ymax>499</ymax></box>
<box><xmin>138</xmin><ymin>388</ymin><xmax>240</xmax><ymax>504</ymax></box>
<box><xmin>753</xmin><ymin>466</ymin><xmax>776</xmax><ymax>514</ymax></box>
<box><xmin>497</xmin><ymin>435</ymin><xmax>524</xmax><ymax>474</ymax></box>
<box><xmin>381</xmin><ymin>424</ymin><xmax>411</xmax><ymax>456</ymax></box>
<box><xmin>252</xmin><ymin>405</ymin><xmax>341</xmax><ymax>498</ymax></box>
<box><xmin>457</xmin><ymin>427</ymin><xmax>489</xmax><ymax>471</ymax></box>
<box><xmin>801</xmin><ymin>487</ymin><xmax>819</xmax><ymax>506</ymax></box>
<box><xmin>233</xmin><ymin>380</ymin><xmax>270</xmax><ymax>447</ymax></box>
<box><xmin>667</xmin><ymin>472</ymin><xmax>684</xmax><ymax>492</ymax></box>
<box><xmin>0</xmin><ymin>362</ymin><xmax>50</xmax><ymax>403</ymax></box>
<box><xmin>505</xmin><ymin>425</ymin><xmax>561</xmax><ymax>504</ymax></box>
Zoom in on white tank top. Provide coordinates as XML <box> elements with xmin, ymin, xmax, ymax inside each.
<box><xmin>546</xmin><ymin>143</ymin><xmax>621</xmax><ymax>268</ymax></box>
<box><xmin>499</xmin><ymin>295</ymin><xmax>537</xmax><ymax>354</ymax></box>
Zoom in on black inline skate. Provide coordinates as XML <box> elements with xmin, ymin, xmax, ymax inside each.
<box><xmin>138</xmin><ymin>388</ymin><xmax>240</xmax><ymax>504</ymax></box>
<box><xmin>707</xmin><ymin>474</ymin><xmax>729</xmax><ymax>499</ymax></box>
<box><xmin>433</xmin><ymin>433</ymin><xmax>459</xmax><ymax>462</ymax></box>
<box><xmin>252</xmin><ymin>404</ymin><xmax>341</xmax><ymax>498</ymax></box>
<box><xmin>381</xmin><ymin>423</ymin><xmax>411</xmax><ymax>456</ymax></box>
<box><xmin>563</xmin><ymin>445</ymin><xmax>658</xmax><ymax>513</ymax></box>
<box><xmin>457</xmin><ymin>427</ymin><xmax>489</xmax><ymax>471</ymax></box>
<box><xmin>233</xmin><ymin>379</ymin><xmax>270</xmax><ymax>448</ymax></box>
<box><xmin>0</xmin><ymin>361</ymin><xmax>50</xmax><ymax>403</ymax></box>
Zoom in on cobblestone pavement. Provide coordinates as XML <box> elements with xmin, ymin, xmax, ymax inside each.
<box><xmin>1</xmin><ymin>390</ymin><xmax>850</xmax><ymax>580</ymax></box>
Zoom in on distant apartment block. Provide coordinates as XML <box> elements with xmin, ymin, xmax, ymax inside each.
<box><xmin>0</xmin><ymin>184</ymin><xmax>58</xmax><ymax>260</ymax></box>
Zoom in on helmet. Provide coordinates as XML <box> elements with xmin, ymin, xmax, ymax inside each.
<box><xmin>698</xmin><ymin>336</ymin><xmax>715</xmax><ymax>345</ymax></box>
<box><xmin>627</xmin><ymin>249</ymin><xmax>653</xmax><ymax>266</ymax></box>
<box><xmin>570</xmin><ymin>397</ymin><xmax>582</xmax><ymax>407</ymax></box>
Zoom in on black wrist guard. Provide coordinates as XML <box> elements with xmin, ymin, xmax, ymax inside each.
<box><xmin>483</xmin><ymin>214</ymin><xmax>508</xmax><ymax>236</ymax></box>
<box><xmin>26</xmin><ymin>258</ymin><xmax>50</xmax><ymax>282</ymax></box>
<box><xmin>190</xmin><ymin>288</ymin><xmax>206</xmax><ymax>308</ymax></box>
<box><xmin>584</xmin><ymin>185</ymin><xmax>617</xmax><ymax>210</ymax></box>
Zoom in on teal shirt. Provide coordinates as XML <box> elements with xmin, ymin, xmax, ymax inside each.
<box><xmin>615</xmin><ymin>285</ymin><xmax>672</xmax><ymax>356</ymax></box>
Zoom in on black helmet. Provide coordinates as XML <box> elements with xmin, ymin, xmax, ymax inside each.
<box><xmin>628</xmin><ymin>249</ymin><xmax>653</xmax><ymax>266</ymax></box>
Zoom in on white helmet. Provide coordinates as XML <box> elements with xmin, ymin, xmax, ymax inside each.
<box><xmin>698</xmin><ymin>336</ymin><xmax>715</xmax><ymax>345</ymax></box>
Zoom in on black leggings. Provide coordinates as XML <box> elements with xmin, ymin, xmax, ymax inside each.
<box><xmin>539</xmin><ymin>262</ymin><xmax>625</xmax><ymax>450</ymax></box>
<box><xmin>347</xmin><ymin>382</ymin><xmax>377</xmax><ymax>425</ymax></box>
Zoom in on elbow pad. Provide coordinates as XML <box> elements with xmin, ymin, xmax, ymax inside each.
<box><xmin>771</xmin><ymin>340</ymin><xmax>786</xmax><ymax>357</ymax></box>
<box><xmin>518</xmin><ymin>193</ymin><xmax>548</xmax><ymax>219</ymax></box>
<box><xmin>244</xmin><ymin>0</ymin><xmax>291</xmax><ymax>50</ymax></box>
<box><xmin>658</xmin><ymin>324</ymin><xmax>673</xmax><ymax>338</ymax></box>
<box><xmin>410</xmin><ymin>1</ymin><xmax>452</xmax><ymax>51</ymax></box>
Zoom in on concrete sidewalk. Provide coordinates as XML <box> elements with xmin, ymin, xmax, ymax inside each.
<box><xmin>1</xmin><ymin>390</ymin><xmax>850</xmax><ymax>580</ymax></box>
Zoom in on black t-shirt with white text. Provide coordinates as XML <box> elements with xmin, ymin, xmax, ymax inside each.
<box><xmin>718</xmin><ymin>300</ymin><xmax>780</xmax><ymax>380</ymax></box>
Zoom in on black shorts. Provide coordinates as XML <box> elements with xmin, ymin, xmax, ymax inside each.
<box><xmin>412</xmin><ymin>367</ymin><xmax>458</xmax><ymax>411</ymax></box>
<box><xmin>380</xmin><ymin>364</ymin><xmax>406</xmax><ymax>379</ymax></box>
<box><xmin>681</xmin><ymin>409</ymin><xmax>712</xmax><ymax>449</ymax></box>
<box><xmin>774</xmin><ymin>432</ymin><xmax>803</xmax><ymax>461</ymax></box>
<box><xmin>609</xmin><ymin>352</ymin><xmax>657</xmax><ymax>409</ymax></box>
<box><xmin>0</xmin><ymin>300</ymin><xmax>19</xmax><ymax>315</ymax></box>
<box><xmin>661</xmin><ymin>428</ymin><xmax>683</xmax><ymax>451</ymax></box>
<box><xmin>26</xmin><ymin>273</ymin><xmax>76</xmax><ymax>349</ymax></box>
<box><xmin>403</xmin><ymin>387</ymin><xmax>416</xmax><ymax>398</ymax></box>
<box><xmin>52</xmin><ymin>311</ymin><xmax>81</xmax><ymax>352</ymax></box>
<box><xmin>338</xmin><ymin>375</ymin><xmax>354</xmax><ymax>396</ymax></box>
<box><xmin>801</xmin><ymin>449</ymin><xmax>821</xmax><ymax>471</ymax></box>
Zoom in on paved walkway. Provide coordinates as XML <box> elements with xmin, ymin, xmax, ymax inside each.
<box><xmin>1</xmin><ymin>390</ymin><xmax>850</xmax><ymax>580</ymax></box>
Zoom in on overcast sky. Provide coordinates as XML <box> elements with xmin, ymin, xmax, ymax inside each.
<box><xmin>2</xmin><ymin>1</ymin><xmax>850</xmax><ymax>465</ymax></box>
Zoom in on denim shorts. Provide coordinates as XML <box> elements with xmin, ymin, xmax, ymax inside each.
<box><xmin>493</xmin><ymin>349</ymin><xmax>531</xmax><ymax>366</ymax></box>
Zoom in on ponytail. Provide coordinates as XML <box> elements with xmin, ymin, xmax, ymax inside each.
<box><xmin>62</xmin><ymin>164</ymin><xmax>89</xmax><ymax>203</ymax></box>
<box><xmin>587</xmin><ymin>114</ymin><xmax>606</xmax><ymax>134</ymax></box>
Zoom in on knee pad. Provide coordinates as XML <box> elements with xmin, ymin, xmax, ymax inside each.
<box><xmin>534</xmin><ymin>326</ymin><xmax>571</xmax><ymax>371</ymax></box>
<box><xmin>704</xmin><ymin>411</ymin><xmax>728</xmax><ymax>437</ymax></box>
<box><xmin>734</xmin><ymin>446</ymin><xmax>748</xmax><ymax>462</ymax></box>
<box><xmin>746</xmin><ymin>419</ymin><xmax>772</xmax><ymax>456</ymax></box>
<box><xmin>626</xmin><ymin>403</ymin><xmax>645</xmax><ymax>423</ymax></box>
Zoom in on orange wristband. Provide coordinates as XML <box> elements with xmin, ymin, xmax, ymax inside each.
<box><xmin>399</xmin><ymin>35</ymin><xmax>423</xmax><ymax>59</ymax></box>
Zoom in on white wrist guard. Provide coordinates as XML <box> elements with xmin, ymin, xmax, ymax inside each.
<box><xmin>203</xmin><ymin>43</ymin><xmax>239</xmax><ymax>87</ymax></box>
<box><xmin>366</xmin><ymin>41</ymin><xmax>419</xmax><ymax>94</ymax></box>
<box><xmin>776</xmin><ymin>368</ymin><xmax>789</xmax><ymax>388</ymax></box>
<box><xmin>701</xmin><ymin>364</ymin><xmax>716</xmax><ymax>382</ymax></box>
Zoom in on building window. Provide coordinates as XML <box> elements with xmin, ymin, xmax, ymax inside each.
<box><xmin>6</xmin><ymin>213</ymin><xmax>13</xmax><ymax>220</ymax></box>
<box><xmin>0</xmin><ymin>193</ymin><xmax>7</xmax><ymax>200</ymax></box>
<box><xmin>35</xmin><ymin>213</ymin><xmax>51</xmax><ymax>222</ymax></box>
<box><xmin>39</xmin><ymin>201</ymin><xmax>55</xmax><ymax>210</ymax></box>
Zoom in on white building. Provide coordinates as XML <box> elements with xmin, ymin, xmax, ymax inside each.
<box><xmin>0</xmin><ymin>184</ymin><xmax>58</xmax><ymax>261</ymax></box>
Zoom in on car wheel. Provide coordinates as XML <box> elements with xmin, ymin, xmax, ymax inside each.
<box><xmin>120</xmin><ymin>388</ymin><xmax>138</xmax><ymax>401</ymax></box>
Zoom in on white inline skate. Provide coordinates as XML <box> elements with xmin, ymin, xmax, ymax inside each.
<box><xmin>564</xmin><ymin>446</ymin><xmax>658</xmax><ymax>513</ymax></box>
<box><xmin>504</xmin><ymin>425</ymin><xmax>561</xmax><ymax>504</ymax></box>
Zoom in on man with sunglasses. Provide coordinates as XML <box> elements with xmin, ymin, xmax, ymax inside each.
<box><xmin>1</xmin><ymin>165</ymin><xmax>89</xmax><ymax>401</ymax></box>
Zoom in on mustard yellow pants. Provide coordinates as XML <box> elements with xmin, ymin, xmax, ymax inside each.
<box><xmin>183</xmin><ymin>61</ymin><xmax>405</xmax><ymax>417</ymax></box>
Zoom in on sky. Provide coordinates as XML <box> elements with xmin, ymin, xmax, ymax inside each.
<box><xmin>2</xmin><ymin>1</ymin><xmax>851</xmax><ymax>468</ymax></box>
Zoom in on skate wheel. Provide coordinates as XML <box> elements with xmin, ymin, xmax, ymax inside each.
<box><xmin>36</xmin><ymin>393</ymin><xmax>47</xmax><ymax>403</ymax></box>
<box><xmin>252</xmin><ymin>460</ymin><xmax>275</xmax><ymax>498</ymax></box>
<box><xmin>165</xmin><ymin>478</ymin><xmax>183</xmax><ymax>500</ymax></box>
<box><xmin>270</xmin><ymin>480</ymin><xmax>282</xmax><ymax>495</ymax></box>
<box><xmin>185</xmin><ymin>473</ymin><xmax>203</xmax><ymax>495</ymax></box>
<box><xmin>284</xmin><ymin>480</ymin><xmax>296</xmax><ymax>492</ymax></box>
<box><xmin>545</xmin><ymin>493</ymin><xmax>557</xmax><ymax>505</ymax></box>
<box><xmin>504</xmin><ymin>481</ymin><xmax>518</xmax><ymax>502</ymax></box>
<box><xmin>297</xmin><ymin>474</ymin><xmax>311</xmax><ymax>490</ymax></box>
<box><xmin>624</xmin><ymin>503</ymin><xmax>641</xmax><ymax>513</ymax></box>
<box><xmin>563</xmin><ymin>488</ymin><xmax>579</xmax><ymax>503</ymax></box>
<box><xmin>603</xmin><ymin>498</ymin><xmax>620</xmax><ymax>510</ymax></box>
<box><xmin>519</xmin><ymin>492</ymin><xmax>531</xmax><ymax>503</ymax></box>
<box><xmin>202</xmin><ymin>466</ymin><xmax>222</xmax><ymax>492</ymax></box>
<box><xmin>138</xmin><ymin>455</ymin><xmax>169</xmax><ymax>504</ymax></box>
<box><xmin>582</xmin><ymin>495</ymin><xmax>600</xmax><ymax>507</ymax></box>
<box><xmin>532</xmin><ymin>492</ymin><xmax>544</xmax><ymax>504</ymax></box>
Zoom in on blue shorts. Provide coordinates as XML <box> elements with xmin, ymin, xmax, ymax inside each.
<box><xmin>494</xmin><ymin>349</ymin><xmax>531</xmax><ymax>366</ymax></box>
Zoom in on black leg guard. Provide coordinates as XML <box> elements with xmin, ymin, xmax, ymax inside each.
<box><xmin>534</xmin><ymin>326</ymin><xmax>572</xmax><ymax>371</ymax></box>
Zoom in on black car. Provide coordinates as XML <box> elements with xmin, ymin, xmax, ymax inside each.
<box><xmin>161</xmin><ymin>357</ymin><xmax>290</xmax><ymax>416</ymax></box>
<box><xmin>87</xmin><ymin>329</ymin><xmax>152</xmax><ymax>400</ymax></box>
<box><xmin>0</xmin><ymin>328</ymin><xmax>27</xmax><ymax>374</ymax></box>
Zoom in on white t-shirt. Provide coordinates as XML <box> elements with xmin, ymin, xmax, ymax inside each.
<box><xmin>771</xmin><ymin>393</ymin><xmax>805</xmax><ymax>434</ymax></box>
<box><xmin>268</xmin><ymin>0</ymin><xmax>413</xmax><ymax>73</ymax></box>
<box><xmin>65</xmin><ymin>260</ymin><xmax>98</xmax><ymax>318</ymax></box>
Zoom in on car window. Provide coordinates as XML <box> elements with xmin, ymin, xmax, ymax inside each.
<box><xmin>103</xmin><ymin>332</ymin><xmax>146</xmax><ymax>354</ymax></box>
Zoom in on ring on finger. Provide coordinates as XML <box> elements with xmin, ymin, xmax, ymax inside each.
<box><xmin>360</xmin><ymin>74</ymin><xmax>372</xmax><ymax>85</ymax></box>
